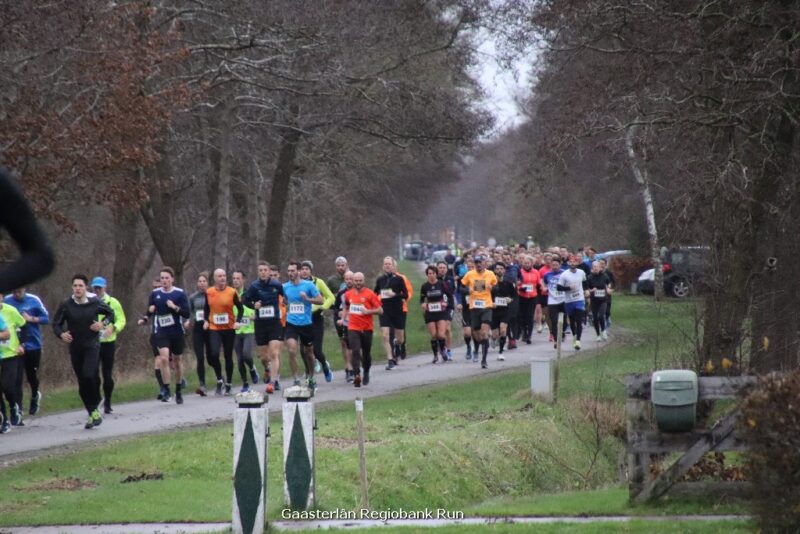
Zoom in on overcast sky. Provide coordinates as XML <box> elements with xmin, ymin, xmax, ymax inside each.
<box><xmin>473</xmin><ymin>36</ymin><xmax>532</xmax><ymax>136</ymax></box>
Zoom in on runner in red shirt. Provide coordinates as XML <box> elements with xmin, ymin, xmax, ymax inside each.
<box><xmin>342</xmin><ymin>272</ymin><xmax>383</xmax><ymax>387</ymax></box>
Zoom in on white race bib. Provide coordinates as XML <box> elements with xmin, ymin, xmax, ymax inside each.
<box><xmin>427</xmin><ymin>301</ymin><xmax>443</xmax><ymax>312</ymax></box>
<box><xmin>380</xmin><ymin>289</ymin><xmax>394</xmax><ymax>299</ymax></box>
<box><xmin>349</xmin><ymin>304</ymin><xmax>365</xmax><ymax>315</ymax></box>
<box><xmin>594</xmin><ymin>289</ymin><xmax>606</xmax><ymax>298</ymax></box>
<box><xmin>0</xmin><ymin>339</ymin><xmax>10</xmax><ymax>347</ymax></box>
<box><xmin>288</xmin><ymin>303</ymin><xmax>305</xmax><ymax>315</ymax></box>
<box><xmin>195</xmin><ymin>310</ymin><xmax>204</xmax><ymax>322</ymax></box>
<box><xmin>494</xmin><ymin>297</ymin><xmax>509</xmax><ymax>307</ymax></box>
<box><xmin>258</xmin><ymin>306</ymin><xmax>275</xmax><ymax>319</ymax></box>
<box><xmin>522</xmin><ymin>284</ymin><xmax>534</xmax><ymax>293</ymax></box>
<box><xmin>157</xmin><ymin>314</ymin><xmax>175</xmax><ymax>328</ymax></box>
<box><xmin>213</xmin><ymin>313</ymin><xmax>229</xmax><ymax>325</ymax></box>
<box><xmin>240</xmin><ymin>317</ymin><xmax>250</xmax><ymax>326</ymax></box>
<box><xmin>570</xmin><ymin>289</ymin><xmax>582</xmax><ymax>300</ymax></box>
<box><xmin>472</xmin><ymin>299</ymin><xmax>486</xmax><ymax>309</ymax></box>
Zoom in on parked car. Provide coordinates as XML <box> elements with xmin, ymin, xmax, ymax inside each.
<box><xmin>597</xmin><ymin>249</ymin><xmax>632</xmax><ymax>261</ymax></box>
<box><xmin>403</xmin><ymin>240</ymin><xmax>426</xmax><ymax>261</ymax></box>
<box><xmin>637</xmin><ymin>246</ymin><xmax>710</xmax><ymax>298</ymax></box>
<box><xmin>430</xmin><ymin>249</ymin><xmax>449</xmax><ymax>264</ymax></box>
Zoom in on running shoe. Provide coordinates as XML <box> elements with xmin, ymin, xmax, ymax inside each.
<box><xmin>465</xmin><ymin>347</ymin><xmax>472</xmax><ymax>360</ymax></box>
<box><xmin>157</xmin><ymin>390</ymin><xmax>164</xmax><ymax>401</ymax></box>
<box><xmin>104</xmin><ymin>400</ymin><xmax>113</xmax><ymax>415</ymax></box>
<box><xmin>307</xmin><ymin>377</ymin><xmax>316</xmax><ymax>391</ymax></box>
<box><xmin>0</xmin><ymin>420</ymin><xmax>9</xmax><ymax>433</ymax></box>
<box><xmin>472</xmin><ymin>355</ymin><xmax>478</xmax><ymax>363</ymax></box>
<box><xmin>432</xmin><ymin>355</ymin><xmax>438</xmax><ymax>364</ymax></box>
<box><xmin>314</xmin><ymin>360</ymin><xmax>321</xmax><ymax>374</ymax></box>
<box><xmin>215</xmin><ymin>380</ymin><xmax>224</xmax><ymax>396</ymax></box>
<box><xmin>509</xmin><ymin>339</ymin><xmax>518</xmax><ymax>350</ymax></box>
<box><xmin>601</xmin><ymin>331</ymin><xmax>608</xmax><ymax>341</ymax></box>
<box><xmin>481</xmin><ymin>362</ymin><xmax>488</xmax><ymax>369</ymax></box>
<box><xmin>497</xmin><ymin>354</ymin><xmax>505</xmax><ymax>361</ymax></box>
<box><xmin>10</xmin><ymin>404</ymin><xmax>23</xmax><ymax>426</ymax></box>
<box><xmin>196</xmin><ymin>385</ymin><xmax>207</xmax><ymax>397</ymax></box>
<box><xmin>161</xmin><ymin>387</ymin><xmax>172</xmax><ymax>403</ymax></box>
<box><xmin>597</xmin><ymin>335</ymin><xmax>603</xmax><ymax>342</ymax></box>
<box><xmin>345</xmin><ymin>369</ymin><xmax>354</xmax><ymax>383</ymax></box>
<box><xmin>224</xmin><ymin>383</ymin><xmax>232</xmax><ymax>396</ymax></box>
<box><xmin>29</xmin><ymin>391</ymin><xmax>42</xmax><ymax>415</ymax></box>
<box><xmin>323</xmin><ymin>361</ymin><xmax>333</xmax><ymax>383</ymax></box>
<box><xmin>353</xmin><ymin>374</ymin><xmax>362</xmax><ymax>387</ymax></box>
<box><xmin>84</xmin><ymin>415</ymin><xmax>94</xmax><ymax>429</ymax></box>
<box><xmin>273</xmin><ymin>380</ymin><xmax>281</xmax><ymax>391</ymax></box>
<box><xmin>266</xmin><ymin>382</ymin><xmax>274</xmax><ymax>394</ymax></box>
<box><xmin>175</xmin><ymin>390</ymin><xmax>184</xmax><ymax>405</ymax></box>
<box><xmin>293</xmin><ymin>377</ymin><xmax>301</xmax><ymax>386</ymax></box>
<box><xmin>574</xmin><ymin>340</ymin><xmax>581</xmax><ymax>350</ymax></box>
<box><xmin>250</xmin><ymin>368</ymin><xmax>259</xmax><ymax>384</ymax></box>
<box><xmin>362</xmin><ymin>371</ymin><xmax>370</xmax><ymax>386</ymax></box>
<box><xmin>446</xmin><ymin>349</ymin><xmax>453</xmax><ymax>361</ymax></box>
<box><xmin>548</xmin><ymin>334</ymin><xmax>555</xmax><ymax>343</ymax></box>
<box><xmin>180</xmin><ymin>378</ymin><xmax>187</xmax><ymax>389</ymax></box>
<box><xmin>385</xmin><ymin>359</ymin><xmax>397</xmax><ymax>370</ymax></box>
<box><xmin>536</xmin><ymin>325</ymin><xmax>543</xmax><ymax>334</ymax></box>
<box><xmin>524</xmin><ymin>336</ymin><xmax>532</xmax><ymax>345</ymax></box>
<box><xmin>91</xmin><ymin>409</ymin><xmax>102</xmax><ymax>427</ymax></box>
<box><xmin>240</xmin><ymin>384</ymin><xmax>250</xmax><ymax>393</ymax></box>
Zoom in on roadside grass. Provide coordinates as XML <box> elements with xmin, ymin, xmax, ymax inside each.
<box><xmin>268</xmin><ymin>521</ymin><xmax>754</xmax><ymax>534</ymax></box>
<box><xmin>31</xmin><ymin>260</ymin><xmax>443</xmax><ymax>415</ymax></box>
<box><xmin>0</xmin><ymin>295</ymin><xmax>745</xmax><ymax>528</ymax></box>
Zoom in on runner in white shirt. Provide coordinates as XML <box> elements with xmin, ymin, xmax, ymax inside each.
<box><xmin>557</xmin><ymin>255</ymin><xmax>588</xmax><ymax>350</ymax></box>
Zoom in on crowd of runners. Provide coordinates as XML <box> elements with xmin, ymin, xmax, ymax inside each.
<box><xmin>0</xmin><ymin>243</ymin><xmax>616</xmax><ymax>431</ymax></box>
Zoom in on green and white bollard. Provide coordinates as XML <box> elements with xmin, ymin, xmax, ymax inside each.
<box><xmin>233</xmin><ymin>391</ymin><xmax>268</xmax><ymax>534</ymax></box>
<box><xmin>283</xmin><ymin>385</ymin><xmax>315</xmax><ymax>510</ymax></box>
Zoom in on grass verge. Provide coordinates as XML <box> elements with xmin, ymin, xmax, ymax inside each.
<box><xmin>0</xmin><ymin>295</ymin><xmax>748</xmax><ymax>529</ymax></box>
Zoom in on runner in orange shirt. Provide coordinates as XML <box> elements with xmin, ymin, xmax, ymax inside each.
<box><xmin>342</xmin><ymin>272</ymin><xmax>383</xmax><ymax>387</ymax></box>
<box><xmin>203</xmin><ymin>268</ymin><xmax>243</xmax><ymax>396</ymax></box>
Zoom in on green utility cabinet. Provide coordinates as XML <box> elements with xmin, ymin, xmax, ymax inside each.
<box><xmin>651</xmin><ymin>370</ymin><xmax>698</xmax><ymax>432</ymax></box>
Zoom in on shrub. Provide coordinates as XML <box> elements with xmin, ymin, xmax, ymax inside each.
<box><xmin>739</xmin><ymin>370</ymin><xmax>800</xmax><ymax>532</ymax></box>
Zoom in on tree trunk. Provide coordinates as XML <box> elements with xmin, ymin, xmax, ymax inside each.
<box><xmin>262</xmin><ymin>102</ymin><xmax>302</xmax><ymax>263</ymax></box>
<box><xmin>111</xmin><ymin>207</ymin><xmax>140</xmax><ymax>313</ymax></box>
<box><xmin>212</xmin><ymin>99</ymin><xmax>234</xmax><ymax>270</ymax></box>
<box><xmin>139</xmin><ymin>155</ymin><xmax>186</xmax><ymax>285</ymax></box>
<box><xmin>625</xmin><ymin>123</ymin><xmax>663</xmax><ymax>299</ymax></box>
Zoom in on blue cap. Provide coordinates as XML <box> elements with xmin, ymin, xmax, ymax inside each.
<box><xmin>91</xmin><ymin>276</ymin><xmax>107</xmax><ymax>288</ymax></box>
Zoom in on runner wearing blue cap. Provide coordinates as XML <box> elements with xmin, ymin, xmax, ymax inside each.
<box><xmin>90</xmin><ymin>277</ymin><xmax>126</xmax><ymax>413</ymax></box>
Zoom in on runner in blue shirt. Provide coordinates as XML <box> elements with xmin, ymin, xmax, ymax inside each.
<box><xmin>282</xmin><ymin>261</ymin><xmax>323</xmax><ymax>390</ymax></box>
<box><xmin>4</xmin><ymin>288</ymin><xmax>49</xmax><ymax>414</ymax></box>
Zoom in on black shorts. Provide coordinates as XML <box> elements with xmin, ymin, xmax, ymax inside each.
<box><xmin>379</xmin><ymin>310</ymin><xmax>406</xmax><ymax>330</ymax></box>
<box><xmin>254</xmin><ymin>319</ymin><xmax>284</xmax><ymax>345</ymax></box>
<box><xmin>149</xmin><ymin>333</ymin><xmax>159</xmax><ymax>356</ymax></box>
<box><xmin>536</xmin><ymin>294</ymin><xmax>549</xmax><ymax>307</ymax></box>
<box><xmin>460</xmin><ymin>305</ymin><xmax>472</xmax><ymax>328</ymax></box>
<box><xmin>470</xmin><ymin>308</ymin><xmax>492</xmax><ymax>330</ymax></box>
<box><xmin>284</xmin><ymin>323</ymin><xmax>314</xmax><ymax>347</ymax></box>
<box><xmin>153</xmin><ymin>331</ymin><xmax>185</xmax><ymax>355</ymax></box>
<box><xmin>490</xmin><ymin>309</ymin><xmax>509</xmax><ymax>330</ymax></box>
<box><xmin>424</xmin><ymin>311</ymin><xmax>449</xmax><ymax>324</ymax></box>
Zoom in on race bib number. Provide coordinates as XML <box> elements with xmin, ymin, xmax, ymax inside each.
<box><xmin>288</xmin><ymin>303</ymin><xmax>305</xmax><ymax>315</ymax></box>
<box><xmin>570</xmin><ymin>289</ymin><xmax>582</xmax><ymax>300</ymax></box>
<box><xmin>0</xmin><ymin>339</ymin><xmax>10</xmax><ymax>347</ymax></box>
<box><xmin>427</xmin><ymin>301</ymin><xmax>443</xmax><ymax>312</ymax></box>
<box><xmin>213</xmin><ymin>313</ymin><xmax>229</xmax><ymax>325</ymax></box>
<box><xmin>380</xmin><ymin>289</ymin><xmax>394</xmax><ymax>299</ymax></box>
<box><xmin>472</xmin><ymin>299</ymin><xmax>486</xmax><ymax>309</ymax></box>
<box><xmin>594</xmin><ymin>289</ymin><xmax>606</xmax><ymax>298</ymax></box>
<box><xmin>240</xmin><ymin>317</ymin><xmax>250</xmax><ymax>326</ymax></box>
<box><xmin>195</xmin><ymin>310</ymin><xmax>204</xmax><ymax>322</ymax></box>
<box><xmin>494</xmin><ymin>297</ymin><xmax>509</xmax><ymax>307</ymax></box>
<box><xmin>258</xmin><ymin>306</ymin><xmax>275</xmax><ymax>319</ymax></box>
<box><xmin>522</xmin><ymin>284</ymin><xmax>534</xmax><ymax>293</ymax></box>
<box><xmin>349</xmin><ymin>304</ymin><xmax>365</xmax><ymax>315</ymax></box>
<box><xmin>157</xmin><ymin>314</ymin><xmax>175</xmax><ymax>328</ymax></box>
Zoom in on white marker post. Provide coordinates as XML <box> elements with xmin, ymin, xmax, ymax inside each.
<box><xmin>355</xmin><ymin>398</ymin><xmax>369</xmax><ymax>509</ymax></box>
<box><xmin>283</xmin><ymin>385</ymin><xmax>315</xmax><ymax>510</ymax></box>
<box><xmin>232</xmin><ymin>391</ymin><xmax>268</xmax><ymax>534</ymax></box>
<box><xmin>530</xmin><ymin>357</ymin><xmax>554</xmax><ymax>403</ymax></box>
<box><xmin>553</xmin><ymin>312</ymin><xmax>564</xmax><ymax>404</ymax></box>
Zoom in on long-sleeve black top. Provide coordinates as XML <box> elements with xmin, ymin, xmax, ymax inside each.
<box><xmin>53</xmin><ymin>296</ymin><xmax>115</xmax><ymax>349</ymax></box>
